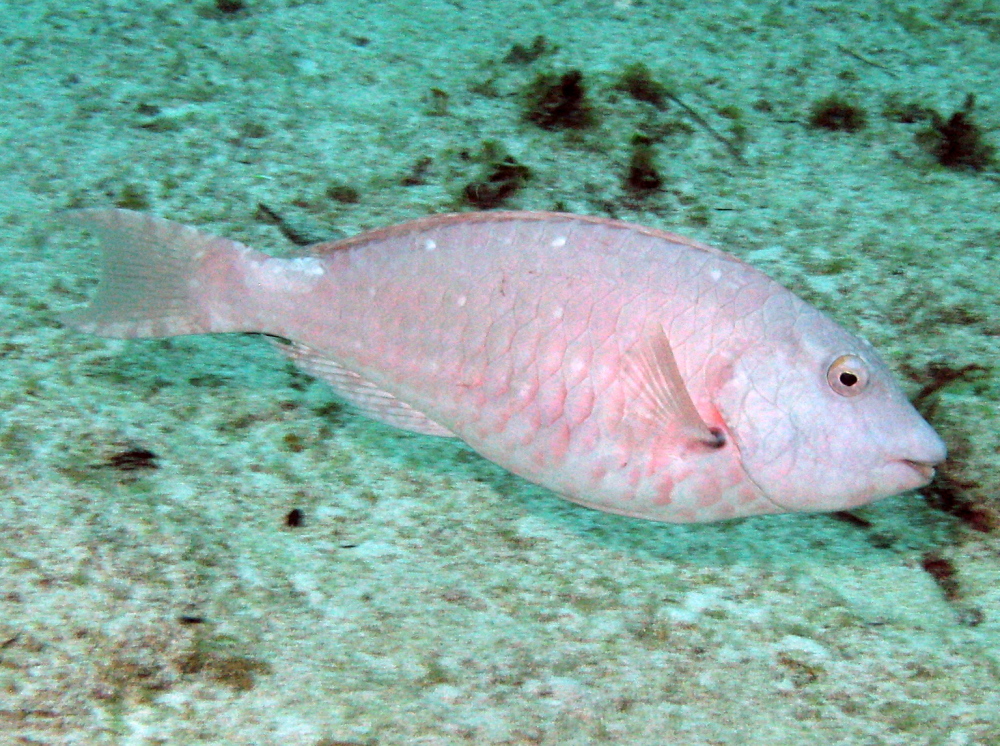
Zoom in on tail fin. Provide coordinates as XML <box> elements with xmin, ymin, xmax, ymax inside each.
<box><xmin>59</xmin><ymin>209</ymin><xmax>252</xmax><ymax>338</ymax></box>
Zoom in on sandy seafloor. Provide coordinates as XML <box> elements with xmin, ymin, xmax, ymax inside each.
<box><xmin>1</xmin><ymin>0</ymin><xmax>999</xmax><ymax>744</ymax></box>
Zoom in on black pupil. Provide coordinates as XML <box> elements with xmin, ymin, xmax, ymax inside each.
<box><xmin>839</xmin><ymin>371</ymin><xmax>858</xmax><ymax>387</ymax></box>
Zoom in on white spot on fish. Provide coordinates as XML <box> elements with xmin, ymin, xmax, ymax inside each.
<box><xmin>254</xmin><ymin>257</ymin><xmax>325</xmax><ymax>292</ymax></box>
<box><xmin>551</xmin><ymin>236</ymin><xmax>567</xmax><ymax>248</ymax></box>
<box><xmin>424</xmin><ymin>239</ymin><xmax>437</xmax><ymax>252</ymax></box>
<box><xmin>551</xmin><ymin>306</ymin><xmax>564</xmax><ymax>320</ymax></box>
<box><xmin>290</xmin><ymin>257</ymin><xmax>325</xmax><ymax>275</ymax></box>
<box><xmin>456</xmin><ymin>295</ymin><xmax>467</xmax><ymax>307</ymax></box>
<box><xmin>710</xmin><ymin>268</ymin><xmax>722</xmax><ymax>282</ymax></box>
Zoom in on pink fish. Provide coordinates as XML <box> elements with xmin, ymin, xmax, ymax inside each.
<box><xmin>60</xmin><ymin>209</ymin><xmax>945</xmax><ymax>523</ymax></box>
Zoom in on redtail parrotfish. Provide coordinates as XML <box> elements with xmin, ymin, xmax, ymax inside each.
<box><xmin>60</xmin><ymin>209</ymin><xmax>946</xmax><ymax>523</ymax></box>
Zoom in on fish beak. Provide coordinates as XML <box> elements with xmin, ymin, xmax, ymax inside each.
<box><xmin>893</xmin><ymin>424</ymin><xmax>946</xmax><ymax>489</ymax></box>
<box><xmin>901</xmin><ymin>459</ymin><xmax>937</xmax><ymax>484</ymax></box>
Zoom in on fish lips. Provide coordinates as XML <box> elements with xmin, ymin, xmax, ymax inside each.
<box><xmin>888</xmin><ymin>458</ymin><xmax>938</xmax><ymax>492</ymax></box>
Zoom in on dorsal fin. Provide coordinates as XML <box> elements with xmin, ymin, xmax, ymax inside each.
<box><xmin>622</xmin><ymin>323</ymin><xmax>724</xmax><ymax>448</ymax></box>
<box><xmin>304</xmin><ymin>210</ymin><xmax>747</xmax><ymax>266</ymax></box>
<box><xmin>270</xmin><ymin>339</ymin><xmax>455</xmax><ymax>438</ymax></box>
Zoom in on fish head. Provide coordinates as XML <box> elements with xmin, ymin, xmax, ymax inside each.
<box><xmin>714</xmin><ymin>300</ymin><xmax>946</xmax><ymax>513</ymax></box>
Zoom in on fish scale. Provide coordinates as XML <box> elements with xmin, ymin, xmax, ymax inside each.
<box><xmin>59</xmin><ymin>209</ymin><xmax>946</xmax><ymax>523</ymax></box>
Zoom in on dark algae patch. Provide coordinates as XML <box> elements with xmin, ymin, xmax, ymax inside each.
<box><xmin>909</xmin><ymin>361</ymin><xmax>998</xmax><ymax>533</ymax></box>
<box><xmin>613</xmin><ymin>63</ymin><xmax>668</xmax><ymax>109</ymax></box>
<box><xmin>105</xmin><ymin>447</ymin><xmax>159</xmax><ymax>472</ymax></box>
<box><xmin>461</xmin><ymin>142</ymin><xmax>532</xmax><ymax>209</ymax></box>
<box><xmin>916</xmin><ymin>94</ymin><xmax>995</xmax><ymax>171</ymax></box>
<box><xmin>623</xmin><ymin>138</ymin><xmax>662</xmax><ymax>195</ymax></box>
<box><xmin>503</xmin><ymin>35</ymin><xmax>550</xmax><ymax>65</ymax></box>
<box><xmin>524</xmin><ymin>70</ymin><xmax>595</xmax><ymax>130</ymax></box>
<box><xmin>921</xmin><ymin>552</ymin><xmax>959</xmax><ymax>602</ymax></box>
<box><xmin>215</xmin><ymin>0</ymin><xmax>246</xmax><ymax>13</ymax></box>
<box><xmin>326</xmin><ymin>183</ymin><xmax>360</xmax><ymax>204</ymax></box>
<box><xmin>463</xmin><ymin>156</ymin><xmax>531</xmax><ymax>208</ymax></box>
<box><xmin>177</xmin><ymin>651</ymin><xmax>271</xmax><ymax>692</ymax></box>
<box><xmin>808</xmin><ymin>95</ymin><xmax>867</xmax><ymax>132</ymax></box>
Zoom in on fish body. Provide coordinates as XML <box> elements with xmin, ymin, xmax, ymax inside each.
<box><xmin>61</xmin><ymin>209</ymin><xmax>945</xmax><ymax>523</ymax></box>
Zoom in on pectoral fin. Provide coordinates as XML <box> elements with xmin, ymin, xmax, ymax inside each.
<box><xmin>622</xmin><ymin>323</ymin><xmax>724</xmax><ymax>448</ymax></box>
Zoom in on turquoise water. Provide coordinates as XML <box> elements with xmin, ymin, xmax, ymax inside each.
<box><xmin>1</xmin><ymin>1</ymin><xmax>998</xmax><ymax>743</ymax></box>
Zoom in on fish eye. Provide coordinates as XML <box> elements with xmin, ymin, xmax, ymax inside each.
<box><xmin>826</xmin><ymin>354</ymin><xmax>869</xmax><ymax>397</ymax></box>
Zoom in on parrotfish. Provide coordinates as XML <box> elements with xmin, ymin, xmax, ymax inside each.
<box><xmin>59</xmin><ymin>209</ymin><xmax>945</xmax><ymax>523</ymax></box>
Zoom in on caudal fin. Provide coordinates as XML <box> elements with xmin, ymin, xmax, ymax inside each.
<box><xmin>59</xmin><ymin>209</ymin><xmax>252</xmax><ymax>338</ymax></box>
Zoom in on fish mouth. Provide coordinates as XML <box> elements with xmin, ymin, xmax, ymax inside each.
<box><xmin>895</xmin><ymin>459</ymin><xmax>937</xmax><ymax>489</ymax></box>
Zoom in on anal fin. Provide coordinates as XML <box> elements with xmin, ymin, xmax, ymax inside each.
<box><xmin>270</xmin><ymin>338</ymin><xmax>455</xmax><ymax>438</ymax></box>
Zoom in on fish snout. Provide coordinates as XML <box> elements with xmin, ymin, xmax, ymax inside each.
<box><xmin>891</xmin><ymin>427</ymin><xmax>947</xmax><ymax>489</ymax></box>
